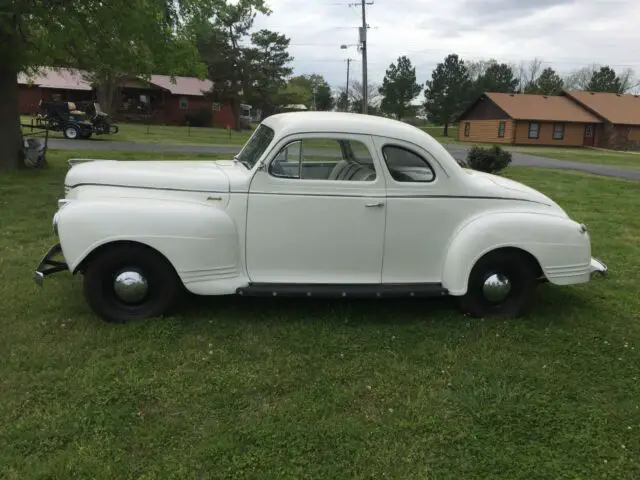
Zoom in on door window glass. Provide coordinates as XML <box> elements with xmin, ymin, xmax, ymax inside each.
<box><xmin>269</xmin><ymin>138</ymin><xmax>377</xmax><ymax>181</ymax></box>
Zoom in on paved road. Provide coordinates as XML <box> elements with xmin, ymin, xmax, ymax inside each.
<box><xmin>48</xmin><ymin>138</ymin><xmax>640</xmax><ymax>181</ymax></box>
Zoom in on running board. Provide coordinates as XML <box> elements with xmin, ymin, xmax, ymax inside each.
<box><xmin>236</xmin><ymin>283</ymin><xmax>448</xmax><ymax>298</ymax></box>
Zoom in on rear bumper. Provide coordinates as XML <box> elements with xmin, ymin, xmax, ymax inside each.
<box><xmin>589</xmin><ymin>257</ymin><xmax>608</xmax><ymax>277</ymax></box>
<box><xmin>34</xmin><ymin>243</ymin><xmax>68</xmax><ymax>286</ymax></box>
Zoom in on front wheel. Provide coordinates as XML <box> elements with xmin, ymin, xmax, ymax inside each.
<box><xmin>458</xmin><ymin>249</ymin><xmax>539</xmax><ymax>318</ymax></box>
<box><xmin>82</xmin><ymin>244</ymin><xmax>182</xmax><ymax>323</ymax></box>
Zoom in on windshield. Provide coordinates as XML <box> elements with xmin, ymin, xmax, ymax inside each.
<box><xmin>235</xmin><ymin>124</ymin><xmax>275</xmax><ymax>169</ymax></box>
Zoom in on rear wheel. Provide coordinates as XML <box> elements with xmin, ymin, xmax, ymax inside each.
<box><xmin>82</xmin><ymin>244</ymin><xmax>182</xmax><ymax>323</ymax></box>
<box><xmin>63</xmin><ymin>125</ymin><xmax>79</xmax><ymax>139</ymax></box>
<box><xmin>458</xmin><ymin>249</ymin><xmax>539</xmax><ymax>318</ymax></box>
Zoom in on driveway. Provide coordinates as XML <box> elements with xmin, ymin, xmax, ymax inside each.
<box><xmin>48</xmin><ymin>138</ymin><xmax>640</xmax><ymax>181</ymax></box>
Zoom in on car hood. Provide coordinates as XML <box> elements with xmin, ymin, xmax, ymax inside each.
<box><xmin>65</xmin><ymin>159</ymin><xmax>232</xmax><ymax>193</ymax></box>
<box><xmin>464</xmin><ymin>169</ymin><xmax>567</xmax><ymax>214</ymax></box>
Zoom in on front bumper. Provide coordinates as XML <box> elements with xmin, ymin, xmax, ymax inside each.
<box><xmin>589</xmin><ymin>257</ymin><xmax>608</xmax><ymax>277</ymax></box>
<box><xmin>34</xmin><ymin>243</ymin><xmax>69</xmax><ymax>286</ymax></box>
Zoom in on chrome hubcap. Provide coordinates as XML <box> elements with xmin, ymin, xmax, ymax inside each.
<box><xmin>65</xmin><ymin>128</ymin><xmax>77</xmax><ymax>138</ymax></box>
<box><xmin>483</xmin><ymin>273</ymin><xmax>511</xmax><ymax>303</ymax></box>
<box><xmin>113</xmin><ymin>270</ymin><xmax>148</xmax><ymax>304</ymax></box>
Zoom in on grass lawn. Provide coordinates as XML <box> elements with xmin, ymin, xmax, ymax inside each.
<box><xmin>21</xmin><ymin>115</ymin><xmax>251</xmax><ymax>146</ymax></box>
<box><xmin>2</xmin><ymin>149</ymin><xmax>639</xmax><ymax>478</ymax></box>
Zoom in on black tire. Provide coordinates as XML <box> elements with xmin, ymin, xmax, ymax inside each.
<box><xmin>458</xmin><ymin>249</ymin><xmax>538</xmax><ymax>318</ymax></box>
<box><xmin>82</xmin><ymin>244</ymin><xmax>182</xmax><ymax>323</ymax></box>
<box><xmin>63</xmin><ymin>125</ymin><xmax>80</xmax><ymax>139</ymax></box>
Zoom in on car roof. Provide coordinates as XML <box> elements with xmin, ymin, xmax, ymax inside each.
<box><xmin>261</xmin><ymin>111</ymin><xmax>433</xmax><ymax>145</ymax></box>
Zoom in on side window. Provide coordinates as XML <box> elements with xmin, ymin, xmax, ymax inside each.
<box><xmin>268</xmin><ymin>138</ymin><xmax>377</xmax><ymax>182</ymax></box>
<box><xmin>382</xmin><ymin>145</ymin><xmax>435</xmax><ymax>183</ymax></box>
<box><xmin>498</xmin><ymin>121</ymin><xmax>506</xmax><ymax>138</ymax></box>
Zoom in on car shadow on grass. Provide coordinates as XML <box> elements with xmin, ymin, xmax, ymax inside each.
<box><xmin>172</xmin><ymin>283</ymin><xmax>594</xmax><ymax>327</ymax></box>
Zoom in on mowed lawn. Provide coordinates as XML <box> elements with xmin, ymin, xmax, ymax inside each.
<box><xmin>21</xmin><ymin>115</ymin><xmax>251</xmax><ymax>146</ymax></box>
<box><xmin>1</xmin><ymin>151</ymin><xmax>640</xmax><ymax>478</ymax></box>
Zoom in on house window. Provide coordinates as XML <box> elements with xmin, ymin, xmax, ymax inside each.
<box><xmin>212</xmin><ymin>102</ymin><xmax>221</xmax><ymax>112</ymax></box>
<box><xmin>553</xmin><ymin>123</ymin><xmax>565</xmax><ymax>140</ymax></box>
<box><xmin>528</xmin><ymin>122</ymin><xmax>540</xmax><ymax>139</ymax></box>
<box><xmin>464</xmin><ymin>122</ymin><xmax>470</xmax><ymax>137</ymax></box>
<box><xmin>179</xmin><ymin>97</ymin><xmax>189</xmax><ymax>110</ymax></box>
<box><xmin>498</xmin><ymin>121</ymin><xmax>506</xmax><ymax>138</ymax></box>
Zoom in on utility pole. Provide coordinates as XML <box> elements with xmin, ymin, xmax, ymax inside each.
<box><xmin>345</xmin><ymin>58</ymin><xmax>353</xmax><ymax>111</ymax></box>
<box><xmin>360</xmin><ymin>0</ymin><xmax>370</xmax><ymax>114</ymax></box>
<box><xmin>347</xmin><ymin>1</ymin><xmax>373</xmax><ymax>114</ymax></box>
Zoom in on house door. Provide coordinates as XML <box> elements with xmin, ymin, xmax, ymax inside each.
<box><xmin>583</xmin><ymin>124</ymin><xmax>595</xmax><ymax>146</ymax></box>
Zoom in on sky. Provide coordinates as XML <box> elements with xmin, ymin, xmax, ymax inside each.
<box><xmin>251</xmin><ymin>0</ymin><xmax>640</xmax><ymax>99</ymax></box>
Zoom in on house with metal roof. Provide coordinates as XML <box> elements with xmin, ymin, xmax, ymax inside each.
<box><xmin>18</xmin><ymin>67</ymin><xmax>243</xmax><ymax>128</ymax></box>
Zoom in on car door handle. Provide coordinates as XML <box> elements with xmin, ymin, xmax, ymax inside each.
<box><xmin>365</xmin><ymin>202</ymin><xmax>385</xmax><ymax>208</ymax></box>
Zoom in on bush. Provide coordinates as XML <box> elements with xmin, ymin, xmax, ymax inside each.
<box><xmin>185</xmin><ymin>107</ymin><xmax>213</xmax><ymax>127</ymax></box>
<box><xmin>463</xmin><ymin>145</ymin><xmax>512</xmax><ymax>174</ymax></box>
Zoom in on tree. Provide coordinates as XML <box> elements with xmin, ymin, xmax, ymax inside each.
<box><xmin>194</xmin><ymin>0</ymin><xmax>275</xmax><ymax>128</ymax></box>
<box><xmin>587</xmin><ymin>66</ymin><xmax>623</xmax><ymax>93</ymax></box>
<box><xmin>514</xmin><ymin>57</ymin><xmax>543</xmax><ymax>92</ymax></box>
<box><xmin>563</xmin><ymin>64</ymin><xmax>599</xmax><ymax>91</ymax></box>
<box><xmin>475</xmin><ymin>62</ymin><xmax>519</xmax><ymax>93</ymax></box>
<box><xmin>378</xmin><ymin>56</ymin><xmax>422</xmax><ymax>119</ymax></box>
<box><xmin>525</xmin><ymin>67</ymin><xmax>564</xmax><ymax>95</ymax></box>
<box><xmin>0</xmin><ymin>0</ymin><xmax>269</xmax><ymax>171</ymax></box>
<box><xmin>337</xmin><ymin>81</ymin><xmax>382</xmax><ymax>115</ymax></box>
<box><xmin>281</xmin><ymin>74</ymin><xmax>334</xmax><ymax>111</ymax></box>
<box><xmin>244</xmin><ymin>29</ymin><xmax>293</xmax><ymax>115</ymax></box>
<box><xmin>466</xmin><ymin>59</ymin><xmax>496</xmax><ymax>83</ymax></box>
<box><xmin>423</xmin><ymin>53</ymin><xmax>473</xmax><ymax>137</ymax></box>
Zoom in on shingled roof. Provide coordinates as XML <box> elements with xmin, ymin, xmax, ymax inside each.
<box><xmin>564</xmin><ymin>91</ymin><xmax>640</xmax><ymax>125</ymax></box>
<box><xmin>480</xmin><ymin>92</ymin><xmax>602</xmax><ymax>123</ymax></box>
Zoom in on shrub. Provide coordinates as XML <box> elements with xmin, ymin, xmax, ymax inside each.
<box><xmin>463</xmin><ymin>145</ymin><xmax>512</xmax><ymax>174</ymax></box>
<box><xmin>185</xmin><ymin>107</ymin><xmax>213</xmax><ymax>127</ymax></box>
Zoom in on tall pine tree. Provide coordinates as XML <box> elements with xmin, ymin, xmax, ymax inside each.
<box><xmin>379</xmin><ymin>56</ymin><xmax>422</xmax><ymax>119</ymax></box>
<box><xmin>423</xmin><ymin>54</ymin><xmax>472</xmax><ymax>137</ymax></box>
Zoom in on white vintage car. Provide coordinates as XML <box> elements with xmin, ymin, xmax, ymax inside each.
<box><xmin>34</xmin><ymin>112</ymin><xmax>607</xmax><ymax>323</ymax></box>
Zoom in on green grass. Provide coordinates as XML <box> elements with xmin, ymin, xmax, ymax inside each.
<box><xmin>1</xmin><ymin>150</ymin><xmax>639</xmax><ymax>478</ymax></box>
<box><xmin>21</xmin><ymin>115</ymin><xmax>251</xmax><ymax>146</ymax></box>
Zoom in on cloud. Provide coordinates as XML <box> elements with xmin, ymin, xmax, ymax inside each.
<box><xmin>250</xmin><ymin>0</ymin><xmax>640</xmax><ymax>97</ymax></box>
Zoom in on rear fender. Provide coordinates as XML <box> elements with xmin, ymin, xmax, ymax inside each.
<box><xmin>56</xmin><ymin>198</ymin><xmax>244</xmax><ymax>292</ymax></box>
<box><xmin>442</xmin><ymin>212</ymin><xmax>591</xmax><ymax>295</ymax></box>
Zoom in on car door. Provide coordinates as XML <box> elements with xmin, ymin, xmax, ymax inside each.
<box><xmin>371</xmin><ymin>135</ymin><xmax>461</xmax><ymax>284</ymax></box>
<box><xmin>245</xmin><ymin>133</ymin><xmax>387</xmax><ymax>284</ymax></box>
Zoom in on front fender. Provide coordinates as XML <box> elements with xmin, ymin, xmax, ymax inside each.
<box><xmin>56</xmin><ymin>198</ymin><xmax>242</xmax><ymax>286</ymax></box>
<box><xmin>441</xmin><ymin>212</ymin><xmax>591</xmax><ymax>295</ymax></box>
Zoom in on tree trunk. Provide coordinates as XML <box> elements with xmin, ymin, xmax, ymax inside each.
<box><xmin>443</xmin><ymin>122</ymin><xmax>449</xmax><ymax>137</ymax></box>
<box><xmin>96</xmin><ymin>73</ymin><xmax>117</xmax><ymax>115</ymax></box>
<box><xmin>0</xmin><ymin>66</ymin><xmax>24</xmax><ymax>171</ymax></box>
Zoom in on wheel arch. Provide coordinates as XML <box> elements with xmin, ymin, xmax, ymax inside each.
<box><xmin>73</xmin><ymin>239</ymin><xmax>181</xmax><ymax>284</ymax></box>
<box><xmin>441</xmin><ymin>212</ymin><xmax>554</xmax><ymax>296</ymax></box>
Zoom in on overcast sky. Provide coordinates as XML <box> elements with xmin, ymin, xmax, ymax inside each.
<box><xmin>251</xmin><ymin>0</ymin><xmax>640</xmax><ymax>97</ymax></box>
